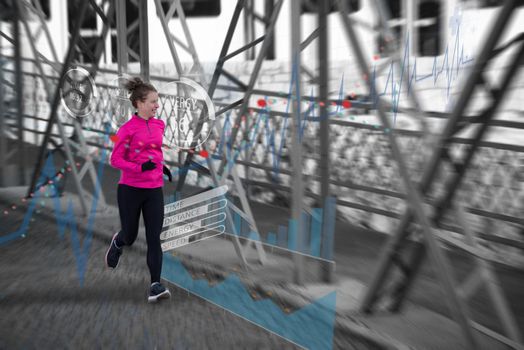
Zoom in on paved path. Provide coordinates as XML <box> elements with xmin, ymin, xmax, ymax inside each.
<box><xmin>1</xmin><ymin>140</ymin><xmax>523</xmax><ymax>349</ymax></box>
<box><xmin>0</xmin><ymin>207</ymin><xmax>301</xmax><ymax>350</ymax></box>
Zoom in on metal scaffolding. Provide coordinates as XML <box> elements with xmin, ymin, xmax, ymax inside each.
<box><xmin>1</xmin><ymin>1</ymin><xmax>523</xmax><ymax>348</ymax></box>
<box><xmin>20</xmin><ymin>0</ymin><xmax>113</xmax><ymax>215</ymax></box>
<box><xmin>340</xmin><ymin>0</ymin><xmax>523</xmax><ymax>348</ymax></box>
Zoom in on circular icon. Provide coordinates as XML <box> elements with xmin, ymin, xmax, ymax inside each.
<box><xmin>60</xmin><ymin>66</ymin><xmax>97</xmax><ymax>118</ymax></box>
<box><xmin>107</xmin><ymin>74</ymin><xmax>134</xmax><ymax>129</ymax></box>
<box><xmin>161</xmin><ymin>78</ymin><xmax>215</xmax><ymax>150</ymax></box>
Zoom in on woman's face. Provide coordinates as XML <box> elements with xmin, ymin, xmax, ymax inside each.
<box><xmin>137</xmin><ymin>91</ymin><xmax>159</xmax><ymax>119</ymax></box>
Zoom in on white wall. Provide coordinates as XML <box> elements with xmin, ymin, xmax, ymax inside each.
<box><xmin>147</xmin><ymin>0</ymin><xmax>245</xmax><ymax>64</ymax></box>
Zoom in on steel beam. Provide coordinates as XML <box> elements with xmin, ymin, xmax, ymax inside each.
<box><xmin>264</xmin><ymin>0</ymin><xmax>275</xmax><ymax>60</ymax></box>
<box><xmin>318</xmin><ymin>0</ymin><xmax>334</xmax><ymax>283</ymax></box>
<box><xmin>153</xmin><ymin>0</ymin><xmax>184</xmax><ymax>76</ymax></box>
<box><xmin>336</xmin><ymin>0</ymin><xmax>481</xmax><ymax>347</ymax></box>
<box><xmin>290</xmin><ymin>0</ymin><xmax>305</xmax><ymax>285</ymax></box>
<box><xmin>13</xmin><ymin>0</ymin><xmax>25</xmax><ymax>185</ymax></box>
<box><xmin>139</xmin><ymin>0</ymin><xmax>149</xmax><ymax>81</ymax></box>
<box><xmin>175</xmin><ymin>0</ymin><xmax>245</xmax><ymax>191</ymax></box>
<box><xmin>455</xmin><ymin>203</ymin><xmax>522</xmax><ymax>343</ymax></box>
<box><xmin>0</xmin><ymin>25</ymin><xmax>6</xmax><ymax>187</ymax></box>
<box><xmin>115</xmin><ymin>0</ymin><xmax>128</xmax><ymax>75</ymax></box>
<box><xmin>243</xmin><ymin>0</ymin><xmax>255</xmax><ymax>60</ymax></box>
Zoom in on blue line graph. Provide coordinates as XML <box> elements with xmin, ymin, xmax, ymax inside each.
<box><xmin>372</xmin><ymin>23</ymin><xmax>473</xmax><ymax>125</ymax></box>
<box><xmin>162</xmin><ymin>255</ymin><xmax>336</xmax><ymax>350</ymax></box>
<box><xmin>0</xmin><ymin>124</ymin><xmax>110</xmax><ymax>285</ymax></box>
<box><xmin>212</xmin><ymin>54</ymin><xmax>346</xmax><ymax>182</ymax></box>
<box><xmin>230</xmin><ymin>196</ymin><xmax>337</xmax><ymax>260</ymax></box>
<box><xmin>212</xmin><ymin>21</ymin><xmax>474</xmax><ymax>176</ymax></box>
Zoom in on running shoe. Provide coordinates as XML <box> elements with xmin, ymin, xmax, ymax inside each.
<box><xmin>105</xmin><ymin>232</ymin><xmax>123</xmax><ymax>268</ymax></box>
<box><xmin>148</xmin><ymin>282</ymin><xmax>171</xmax><ymax>303</ymax></box>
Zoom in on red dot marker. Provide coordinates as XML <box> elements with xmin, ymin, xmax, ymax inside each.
<box><xmin>110</xmin><ymin>135</ymin><xmax>119</xmax><ymax>143</ymax></box>
<box><xmin>342</xmin><ymin>100</ymin><xmax>352</xmax><ymax>109</ymax></box>
<box><xmin>199</xmin><ymin>150</ymin><xmax>209</xmax><ymax>158</ymax></box>
<box><xmin>257</xmin><ymin>99</ymin><xmax>267</xmax><ymax>107</ymax></box>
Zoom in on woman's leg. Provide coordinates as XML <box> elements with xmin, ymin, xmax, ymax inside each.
<box><xmin>115</xmin><ymin>184</ymin><xmax>143</xmax><ymax>247</ymax></box>
<box><xmin>142</xmin><ymin>187</ymin><xmax>164</xmax><ymax>284</ymax></box>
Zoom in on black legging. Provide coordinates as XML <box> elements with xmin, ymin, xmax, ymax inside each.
<box><xmin>115</xmin><ymin>184</ymin><xmax>164</xmax><ymax>284</ymax></box>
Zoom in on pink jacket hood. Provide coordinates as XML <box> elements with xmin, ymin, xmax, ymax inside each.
<box><xmin>110</xmin><ymin>114</ymin><xmax>166</xmax><ymax>188</ymax></box>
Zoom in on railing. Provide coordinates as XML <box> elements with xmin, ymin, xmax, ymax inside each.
<box><xmin>1</xmin><ymin>56</ymin><xmax>523</xmax><ymax>266</ymax></box>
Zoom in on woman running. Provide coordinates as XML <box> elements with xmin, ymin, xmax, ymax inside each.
<box><xmin>105</xmin><ymin>77</ymin><xmax>173</xmax><ymax>303</ymax></box>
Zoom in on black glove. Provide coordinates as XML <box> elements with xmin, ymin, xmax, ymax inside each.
<box><xmin>163</xmin><ymin>165</ymin><xmax>172</xmax><ymax>182</ymax></box>
<box><xmin>141</xmin><ymin>160</ymin><xmax>156</xmax><ymax>172</ymax></box>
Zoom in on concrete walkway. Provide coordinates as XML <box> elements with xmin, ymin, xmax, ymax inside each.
<box><xmin>1</xmin><ymin>141</ymin><xmax>523</xmax><ymax>349</ymax></box>
<box><xmin>0</xmin><ymin>187</ymin><xmax>302</xmax><ymax>349</ymax></box>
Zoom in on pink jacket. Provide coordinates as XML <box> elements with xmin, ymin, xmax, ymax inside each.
<box><xmin>110</xmin><ymin>114</ymin><xmax>165</xmax><ymax>188</ymax></box>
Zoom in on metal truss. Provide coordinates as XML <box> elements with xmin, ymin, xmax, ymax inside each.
<box><xmin>161</xmin><ymin>0</ymin><xmax>338</xmax><ymax>281</ymax></box>
<box><xmin>334</xmin><ymin>0</ymin><xmax>523</xmax><ymax>348</ymax></box>
<box><xmin>112</xmin><ymin>0</ymin><xmax>150</xmax><ymax>79</ymax></box>
<box><xmin>157</xmin><ymin>0</ymin><xmax>279</xmax><ymax>269</ymax></box>
<box><xmin>212</xmin><ymin>0</ymin><xmax>437</xmax><ymax>284</ymax></box>
<box><xmin>153</xmin><ymin>0</ymin><xmax>206</xmax><ymax>84</ymax></box>
<box><xmin>19</xmin><ymin>0</ymin><xmax>116</xmax><ymax>215</ymax></box>
<box><xmin>174</xmin><ymin>0</ymin><xmax>340</xmax><ymax>283</ymax></box>
<box><xmin>243</xmin><ymin>0</ymin><xmax>275</xmax><ymax>60</ymax></box>
<box><xmin>288</xmin><ymin>0</ymin><xmax>334</xmax><ymax>284</ymax></box>
<box><xmin>170</xmin><ymin>0</ymin><xmax>356</xmax><ymax>283</ymax></box>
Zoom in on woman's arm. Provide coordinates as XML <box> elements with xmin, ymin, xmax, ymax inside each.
<box><xmin>110</xmin><ymin>126</ymin><xmax>141</xmax><ymax>172</ymax></box>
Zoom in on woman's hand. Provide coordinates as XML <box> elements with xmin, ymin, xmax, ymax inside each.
<box><xmin>163</xmin><ymin>165</ymin><xmax>172</xmax><ymax>182</ymax></box>
<box><xmin>141</xmin><ymin>160</ymin><xmax>157</xmax><ymax>172</ymax></box>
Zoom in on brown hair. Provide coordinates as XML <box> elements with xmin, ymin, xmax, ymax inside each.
<box><xmin>124</xmin><ymin>77</ymin><xmax>157</xmax><ymax>108</ymax></box>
